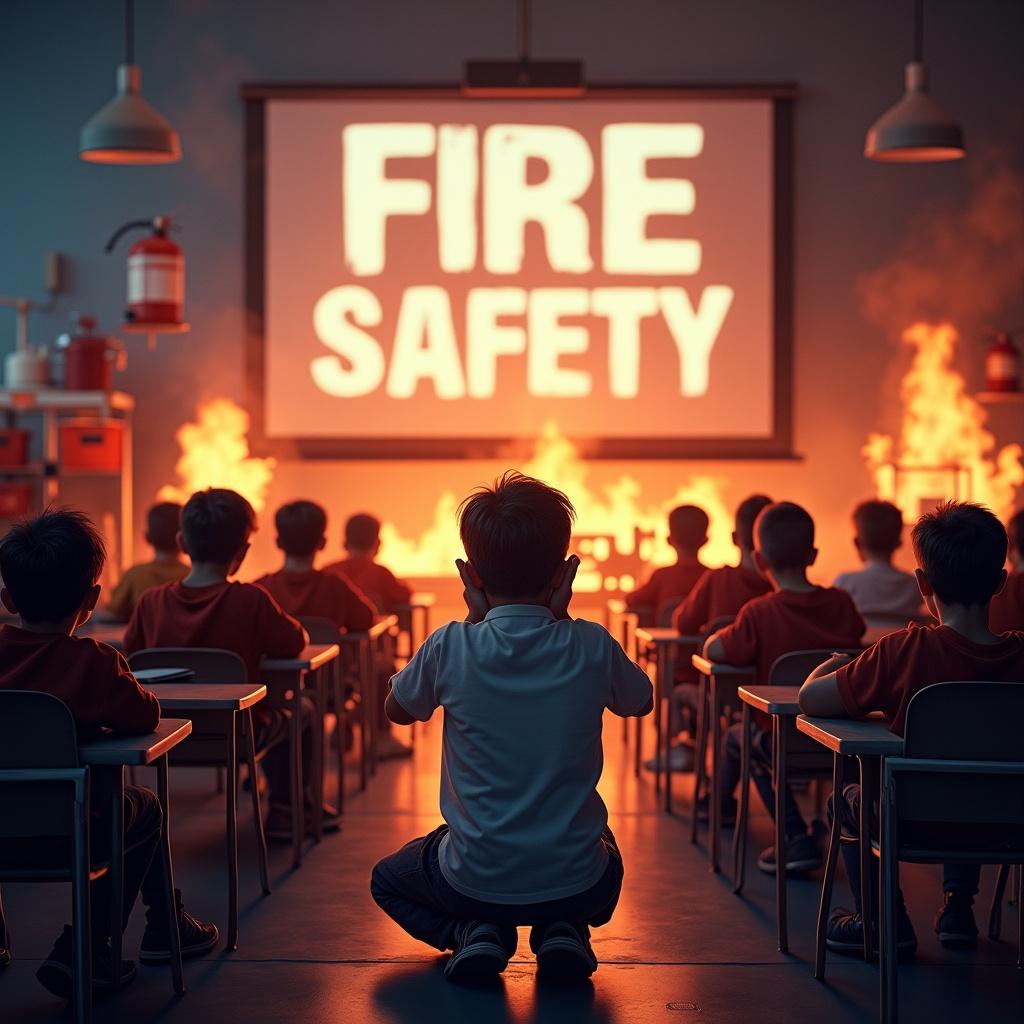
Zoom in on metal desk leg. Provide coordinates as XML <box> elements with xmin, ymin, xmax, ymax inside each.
<box><xmin>860</xmin><ymin>756</ymin><xmax>878</xmax><ymax>961</ymax></box>
<box><xmin>732</xmin><ymin>702</ymin><xmax>752</xmax><ymax>893</ymax></box>
<box><xmin>653</xmin><ymin>663</ymin><xmax>663</xmax><ymax>797</ymax></box>
<box><xmin>110</xmin><ymin>767</ymin><xmax>125</xmax><ymax>991</ymax></box>
<box><xmin>310</xmin><ymin>669</ymin><xmax>324</xmax><ymax>842</ymax></box>
<box><xmin>774</xmin><ymin>716</ymin><xmax>789</xmax><ymax>953</ymax></box>
<box><xmin>690</xmin><ymin>677</ymin><xmax>708</xmax><ymax>846</ymax></box>
<box><xmin>710</xmin><ymin>677</ymin><xmax>722</xmax><ymax>873</ymax></box>
<box><xmin>815</xmin><ymin>754</ymin><xmax>844</xmax><ymax>979</ymax></box>
<box><xmin>290</xmin><ymin>687</ymin><xmax>304</xmax><ymax>869</ymax></box>
<box><xmin>226</xmin><ymin>715</ymin><xmax>239</xmax><ymax>950</ymax></box>
<box><xmin>156</xmin><ymin>756</ymin><xmax>185</xmax><ymax>994</ymax></box>
<box><xmin>242</xmin><ymin>711</ymin><xmax>271</xmax><ymax>896</ymax></box>
<box><xmin>661</xmin><ymin>647</ymin><xmax>673</xmax><ymax>815</ymax></box>
<box><xmin>634</xmin><ymin>712</ymin><xmax>642</xmax><ymax>778</ymax></box>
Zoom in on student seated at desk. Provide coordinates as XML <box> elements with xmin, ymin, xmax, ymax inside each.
<box><xmin>371</xmin><ymin>472</ymin><xmax>653</xmax><ymax>983</ymax></box>
<box><xmin>0</xmin><ymin>509</ymin><xmax>217</xmax><ymax>998</ymax></box>
<box><xmin>650</xmin><ymin>495</ymin><xmax>774</xmax><ymax>773</ymax></box>
<box><xmin>800</xmin><ymin>500</ymin><xmax>1024</xmax><ymax>956</ymax></box>
<box><xmin>125</xmin><ymin>488</ymin><xmax>336</xmax><ymax>841</ymax></box>
<box><xmin>103</xmin><ymin>502</ymin><xmax>189</xmax><ymax>622</ymax></box>
<box><xmin>323</xmin><ymin>513</ymin><xmax>411</xmax><ymax>614</ymax></box>
<box><xmin>704</xmin><ymin>501</ymin><xmax>865</xmax><ymax>874</ymax></box>
<box><xmin>989</xmin><ymin>508</ymin><xmax>1024</xmax><ymax>632</ymax></box>
<box><xmin>625</xmin><ymin>504</ymin><xmax>709</xmax><ymax>624</ymax></box>
<box><xmin>833</xmin><ymin>499</ymin><xmax>924</xmax><ymax>627</ymax></box>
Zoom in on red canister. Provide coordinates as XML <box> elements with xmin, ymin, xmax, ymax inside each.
<box><xmin>58</xmin><ymin>315</ymin><xmax>126</xmax><ymax>392</ymax></box>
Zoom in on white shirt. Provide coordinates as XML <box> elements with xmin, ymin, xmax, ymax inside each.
<box><xmin>833</xmin><ymin>560</ymin><xmax>924</xmax><ymax>624</ymax></box>
<box><xmin>390</xmin><ymin>605</ymin><xmax>653</xmax><ymax>904</ymax></box>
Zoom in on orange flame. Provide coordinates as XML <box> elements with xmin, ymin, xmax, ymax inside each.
<box><xmin>864</xmin><ymin>322</ymin><xmax>1023</xmax><ymax>520</ymax></box>
<box><xmin>157</xmin><ymin>399</ymin><xmax>277</xmax><ymax>512</ymax></box>
<box><xmin>379</xmin><ymin>421</ymin><xmax>734</xmax><ymax>592</ymax></box>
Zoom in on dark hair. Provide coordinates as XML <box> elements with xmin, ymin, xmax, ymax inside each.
<box><xmin>0</xmin><ymin>508</ymin><xmax>106</xmax><ymax>622</ymax></box>
<box><xmin>734</xmin><ymin>494</ymin><xmax>773</xmax><ymax>551</ymax></box>
<box><xmin>668</xmin><ymin>505</ymin><xmax>709</xmax><ymax>550</ymax></box>
<box><xmin>853</xmin><ymin>499</ymin><xmax>904</xmax><ymax>556</ymax></box>
<box><xmin>181</xmin><ymin>488</ymin><xmax>256</xmax><ymax>564</ymax></box>
<box><xmin>1008</xmin><ymin>508</ymin><xmax>1024</xmax><ymax>560</ymax></box>
<box><xmin>345</xmin><ymin>513</ymin><xmax>381</xmax><ymax>551</ymax></box>
<box><xmin>276</xmin><ymin>500</ymin><xmax>327</xmax><ymax>557</ymax></box>
<box><xmin>755</xmin><ymin>501</ymin><xmax>816</xmax><ymax>572</ymax></box>
<box><xmin>146</xmin><ymin>501</ymin><xmax>182</xmax><ymax>552</ymax></box>
<box><xmin>459</xmin><ymin>470</ymin><xmax>575</xmax><ymax>598</ymax></box>
<box><xmin>912</xmin><ymin>500</ymin><xmax>1007</xmax><ymax>606</ymax></box>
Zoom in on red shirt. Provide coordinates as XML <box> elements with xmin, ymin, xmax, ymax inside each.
<box><xmin>125</xmin><ymin>581</ymin><xmax>306</xmax><ymax>682</ymax></box>
<box><xmin>990</xmin><ymin>572</ymin><xmax>1024</xmax><ymax>634</ymax></box>
<box><xmin>673</xmin><ymin>565</ymin><xmax>772</xmax><ymax>635</ymax></box>
<box><xmin>0</xmin><ymin>624</ymin><xmax>159</xmax><ymax>738</ymax></box>
<box><xmin>626</xmin><ymin>561</ymin><xmax>707</xmax><ymax>622</ymax></box>
<box><xmin>836</xmin><ymin>623</ymin><xmax>1024</xmax><ymax>736</ymax></box>
<box><xmin>715</xmin><ymin>586</ymin><xmax>866</xmax><ymax>684</ymax></box>
<box><xmin>322</xmin><ymin>555</ymin><xmax>411</xmax><ymax>613</ymax></box>
<box><xmin>253</xmin><ymin>569</ymin><xmax>376</xmax><ymax>632</ymax></box>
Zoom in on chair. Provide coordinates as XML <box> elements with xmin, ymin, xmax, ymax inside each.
<box><xmin>127</xmin><ymin>649</ymin><xmax>272</xmax><ymax>951</ymax></box>
<box><xmin>0</xmin><ymin>691</ymin><xmax>178</xmax><ymax>1024</ymax></box>
<box><xmin>876</xmin><ymin>682</ymin><xmax>1024</xmax><ymax>1023</ymax></box>
<box><xmin>731</xmin><ymin>648</ymin><xmax>862</xmax><ymax>952</ymax></box>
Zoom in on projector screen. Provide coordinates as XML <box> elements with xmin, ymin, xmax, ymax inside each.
<box><xmin>246</xmin><ymin>87</ymin><xmax>793</xmax><ymax>457</ymax></box>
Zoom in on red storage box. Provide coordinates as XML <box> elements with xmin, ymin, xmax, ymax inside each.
<box><xmin>0</xmin><ymin>428</ymin><xmax>30</xmax><ymax>467</ymax></box>
<box><xmin>0</xmin><ymin>484</ymin><xmax>34</xmax><ymax>519</ymax></box>
<box><xmin>59</xmin><ymin>419</ymin><xmax>123</xmax><ymax>472</ymax></box>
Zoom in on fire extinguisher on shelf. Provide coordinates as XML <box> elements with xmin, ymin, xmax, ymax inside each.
<box><xmin>985</xmin><ymin>332</ymin><xmax>1020</xmax><ymax>393</ymax></box>
<box><xmin>105</xmin><ymin>216</ymin><xmax>188</xmax><ymax>337</ymax></box>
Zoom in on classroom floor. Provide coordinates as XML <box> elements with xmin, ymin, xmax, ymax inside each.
<box><xmin>2</xmin><ymin>717</ymin><xmax>1021</xmax><ymax>1023</ymax></box>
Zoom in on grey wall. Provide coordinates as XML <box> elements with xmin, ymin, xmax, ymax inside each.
<box><xmin>1</xmin><ymin>0</ymin><xmax>1022</xmax><ymax>579</ymax></box>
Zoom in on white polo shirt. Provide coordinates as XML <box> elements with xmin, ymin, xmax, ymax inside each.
<box><xmin>390</xmin><ymin>605</ymin><xmax>653</xmax><ymax>904</ymax></box>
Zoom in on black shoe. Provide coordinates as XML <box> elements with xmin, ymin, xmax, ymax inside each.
<box><xmin>444</xmin><ymin>921</ymin><xmax>515</xmax><ymax>982</ymax></box>
<box><xmin>695</xmin><ymin>793</ymin><xmax>737</xmax><ymax>827</ymax></box>
<box><xmin>140</xmin><ymin>890</ymin><xmax>219</xmax><ymax>964</ymax></box>
<box><xmin>826</xmin><ymin>907</ymin><xmax>918</xmax><ymax>960</ymax></box>
<box><xmin>934</xmin><ymin>892</ymin><xmax>978</xmax><ymax>949</ymax></box>
<box><xmin>0</xmin><ymin>946</ymin><xmax>10</xmax><ymax>971</ymax></box>
<box><xmin>36</xmin><ymin>926</ymin><xmax>137</xmax><ymax>1000</ymax></box>
<box><xmin>534</xmin><ymin>921</ymin><xmax>598</xmax><ymax>979</ymax></box>
<box><xmin>757</xmin><ymin>833</ymin><xmax>822</xmax><ymax>874</ymax></box>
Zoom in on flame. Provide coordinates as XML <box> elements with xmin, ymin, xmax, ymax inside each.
<box><xmin>379</xmin><ymin>421</ymin><xmax>734</xmax><ymax>591</ymax></box>
<box><xmin>864</xmin><ymin>322</ymin><xmax>1023</xmax><ymax>520</ymax></box>
<box><xmin>158</xmin><ymin>399</ymin><xmax>277</xmax><ymax>512</ymax></box>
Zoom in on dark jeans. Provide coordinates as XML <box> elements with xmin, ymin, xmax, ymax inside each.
<box><xmin>720</xmin><ymin>722</ymin><xmax>808</xmax><ymax>840</ymax></box>
<box><xmin>830</xmin><ymin>783</ymin><xmax>981</xmax><ymax>914</ymax></box>
<box><xmin>370</xmin><ymin>825</ymin><xmax>624</xmax><ymax>952</ymax></box>
<box><xmin>253</xmin><ymin>697</ymin><xmax>315</xmax><ymax>807</ymax></box>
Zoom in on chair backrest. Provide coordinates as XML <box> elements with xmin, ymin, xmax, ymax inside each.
<box><xmin>703</xmin><ymin>615</ymin><xmax>734</xmax><ymax>639</ymax></box>
<box><xmin>128</xmin><ymin>647</ymin><xmax>247</xmax><ymax>684</ymax></box>
<box><xmin>768</xmin><ymin>648</ymin><xmax>864</xmax><ymax>686</ymax></box>
<box><xmin>0</xmin><ymin>690</ymin><xmax>82</xmax><ymax>839</ymax></box>
<box><xmin>299</xmin><ymin>616</ymin><xmax>344</xmax><ymax>644</ymax></box>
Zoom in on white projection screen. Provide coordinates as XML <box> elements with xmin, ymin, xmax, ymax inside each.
<box><xmin>245</xmin><ymin>86</ymin><xmax>794</xmax><ymax>458</ymax></box>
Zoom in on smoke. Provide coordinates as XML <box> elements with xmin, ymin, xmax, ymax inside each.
<box><xmin>857</xmin><ymin>154</ymin><xmax>1024</xmax><ymax>338</ymax></box>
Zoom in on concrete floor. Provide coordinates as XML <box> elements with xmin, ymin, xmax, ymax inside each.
<box><xmin>1</xmin><ymin>716</ymin><xmax>1021</xmax><ymax>1023</ymax></box>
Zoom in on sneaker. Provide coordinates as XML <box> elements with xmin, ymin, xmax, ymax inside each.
<box><xmin>756</xmin><ymin>833</ymin><xmax>822</xmax><ymax>874</ymax></box>
<box><xmin>933</xmin><ymin>892</ymin><xmax>979</xmax><ymax>950</ymax></box>
<box><xmin>140</xmin><ymin>890</ymin><xmax>220</xmax><ymax>963</ymax></box>
<box><xmin>643</xmin><ymin>742</ymin><xmax>695</xmax><ymax>773</ymax></box>
<box><xmin>377</xmin><ymin>733</ymin><xmax>413</xmax><ymax>761</ymax></box>
<box><xmin>444</xmin><ymin>921</ymin><xmax>514</xmax><ymax>982</ymax></box>
<box><xmin>265</xmin><ymin>802</ymin><xmax>341</xmax><ymax>841</ymax></box>
<box><xmin>534</xmin><ymin>921</ymin><xmax>599</xmax><ymax>979</ymax></box>
<box><xmin>36</xmin><ymin>926</ymin><xmax>138</xmax><ymax>1000</ymax></box>
<box><xmin>694</xmin><ymin>793</ymin><xmax>737</xmax><ymax>827</ymax></box>
<box><xmin>826</xmin><ymin>907</ymin><xmax>917</xmax><ymax>960</ymax></box>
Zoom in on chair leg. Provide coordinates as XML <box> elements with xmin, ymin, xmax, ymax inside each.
<box><xmin>880</xmin><ymin>804</ymin><xmax>899</xmax><ymax>1024</ymax></box>
<box><xmin>72</xmin><ymin>797</ymin><xmax>92</xmax><ymax>1024</ymax></box>
<box><xmin>774</xmin><ymin>717</ymin><xmax>789</xmax><ymax>953</ymax></box>
<box><xmin>653</xmin><ymin>674</ymin><xmax>663</xmax><ymax>797</ymax></box>
<box><xmin>690</xmin><ymin>680</ymin><xmax>708</xmax><ymax>845</ymax></box>
<box><xmin>732</xmin><ymin>703</ymin><xmax>751</xmax><ymax>894</ymax></box>
<box><xmin>859</xmin><ymin>756</ymin><xmax>877</xmax><ymax>962</ymax></box>
<box><xmin>1017</xmin><ymin>863</ymin><xmax>1023</xmax><ymax>970</ymax></box>
<box><xmin>0</xmin><ymin>884</ymin><xmax>8</xmax><ymax>952</ymax></box>
<box><xmin>989</xmin><ymin>863</ymin><xmax>1010</xmax><ymax>940</ymax></box>
<box><xmin>633</xmin><ymin>712</ymin><xmax>642</xmax><ymax>778</ymax></box>
<box><xmin>710</xmin><ymin>682</ymin><xmax>722</xmax><ymax>873</ymax></box>
<box><xmin>226</xmin><ymin>720</ymin><xmax>240</xmax><ymax>950</ymax></box>
<box><xmin>331</xmin><ymin>666</ymin><xmax>345</xmax><ymax>815</ymax></box>
<box><xmin>242</xmin><ymin>711</ymin><xmax>271</xmax><ymax>896</ymax></box>
<box><xmin>215</xmin><ymin>766</ymin><xmax>225</xmax><ymax>794</ymax></box>
<box><xmin>109</xmin><ymin>770</ymin><xmax>125</xmax><ymax>992</ymax></box>
<box><xmin>156</xmin><ymin>756</ymin><xmax>185</xmax><ymax>994</ymax></box>
<box><xmin>814</xmin><ymin>755</ymin><xmax>843</xmax><ymax>980</ymax></box>
<box><xmin>290</xmin><ymin>693</ymin><xmax>304</xmax><ymax>869</ymax></box>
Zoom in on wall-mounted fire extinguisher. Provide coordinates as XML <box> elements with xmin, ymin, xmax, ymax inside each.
<box><xmin>985</xmin><ymin>331</ymin><xmax>1020</xmax><ymax>393</ymax></box>
<box><xmin>105</xmin><ymin>216</ymin><xmax>185</xmax><ymax>329</ymax></box>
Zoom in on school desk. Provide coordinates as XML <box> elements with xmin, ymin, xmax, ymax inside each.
<box><xmin>608</xmin><ymin>599</ymin><xmax>648</xmax><ymax>766</ymax></box>
<box><xmin>393</xmin><ymin>593</ymin><xmax>436</xmax><ymax>660</ymax></box>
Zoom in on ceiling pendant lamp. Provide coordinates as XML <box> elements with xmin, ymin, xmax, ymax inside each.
<box><xmin>80</xmin><ymin>0</ymin><xmax>181</xmax><ymax>164</ymax></box>
<box><xmin>864</xmin><ymin>0</ymin><xmax>964</xmax><ymax>163</ymax></box>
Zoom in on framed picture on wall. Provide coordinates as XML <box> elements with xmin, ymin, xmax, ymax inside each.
<box><xmin>244</xmin><ymin>83</ymin><xmax>796</xmax><ymax>459</ymax></box>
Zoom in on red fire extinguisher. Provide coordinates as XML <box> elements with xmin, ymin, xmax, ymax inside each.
<box><xmin>105</xmin><ymin>216</ymin><xmax>184</xmax><ymax>328</ymax></box>
<box><xmin>985</xmin><ymin>332</ymin><xmax>1020</xmax><ymax>393</ymax></box>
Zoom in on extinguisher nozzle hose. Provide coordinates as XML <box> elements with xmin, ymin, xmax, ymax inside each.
<box><xmin>104</xmin><ymin>219</ymin><xmax>161</xmax><ymax>253</ymax></box>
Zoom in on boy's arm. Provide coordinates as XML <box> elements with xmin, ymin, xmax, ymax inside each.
<box><xmin>338</xmin><ymin>577</ymin><xmax>376</xmax><ymax>632</ymax></box>
<box><xmin>703</xmin><ymin>608</ymin><xmax>757</xmax><ymax>666</ymax></box>
<box><xmin>99</xmin><ymin>649</ymin><xmax>162</xmax><ymax>735</ymax></box>
<box><xmin>673</xmin><ymin>573</ymin><xmax>710</xmax><ymax>635</ymax></box>
<box><xmin>797</xmin><ymin>654</ymin><xmax>854</xmax><ymax>717</ymax></box>
<box><xmin>387</xmin><ymin>632</ymin><xmax>441</xmax><ymax>724</ymax></box>
<box><xmin>256</xmin><ymin>589</ymin><xmax>308</xmax><ymax>657</ymax></box>
<box><xmin>625</xmin><ymin>569</ymin><xmax>659</xmax><ymax>610</ymax></box>
<box><xmin>606</xmin><ymin>633</ymin><xmax>654</xmax><ymax>717</ymax></box>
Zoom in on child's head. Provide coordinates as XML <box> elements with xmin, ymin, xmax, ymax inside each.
<box><xmin>668</xmin><ymin>505</ymin><xmax>709</xmax><ymax>556</ymax></box>
<box><xmin>146</xmin><ymin>501</ymin><xmax>183</xmax><ymax>555</ymax></box>
<box><xmin>344</xmin><ymin>513</ymin><xmax>381</xmax><ymax>557</ymax></box>
<box><xmin>181</xmin><ymin>488</ymin><xmax>256</xmax><ymax>573</ymax></box>
<box><xmin>733</xmin><ymin>494</ymin><xmax>773</xmax><ymax>555</ymax></box>
<box><xmin>1008</xmin><ymin>509</ymin><xmax>1024</xmax><ymax>570</ymax></box>
<box><xmin>275</xmin><ymin>500</ymin><xmax>328</xmax><ymax>559</ymax></box>
<box><xmin>459</xmin><ymin>470</ymin><xmax>575</xmax><ymax>600</ymax></box>
<box><xmin>912</xmin><ymin>500</ymin><xmax>1007</xmax><ymax>609</ymax></box>
<box><xmin>0</xmin><ymin>508</ymin><xmax>105</xmax><ymax>626</ymax></box>
<box><xmin>754</xmin><ymin>501</ymin><xmax>817</xmax><ymax>577</ymax></box>
<box><xmin>852</xmin><ymin>499</ymin><xmax>904</xmax><ymax>562</ymax></box>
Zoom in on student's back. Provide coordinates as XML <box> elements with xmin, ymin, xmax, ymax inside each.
<box><xmin>990</xmin><ymin>509</ymin><xmax>1024</xmax><ymax>633</ymax></box>
<box><xmin>626</xmin><ymin>504</ymin><xmax>709</xmax><ymax>618</ymax></box>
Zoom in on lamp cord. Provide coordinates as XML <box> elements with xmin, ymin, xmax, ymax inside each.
<box><xmin>124</xmin><ymin>0</ymin><xmax>134</xmax><ymax>65</ymax></box>
<box><xmin>913</xmin><ymin>0</ymin><xmax>924</xmax><ymax>63</ymax></box>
